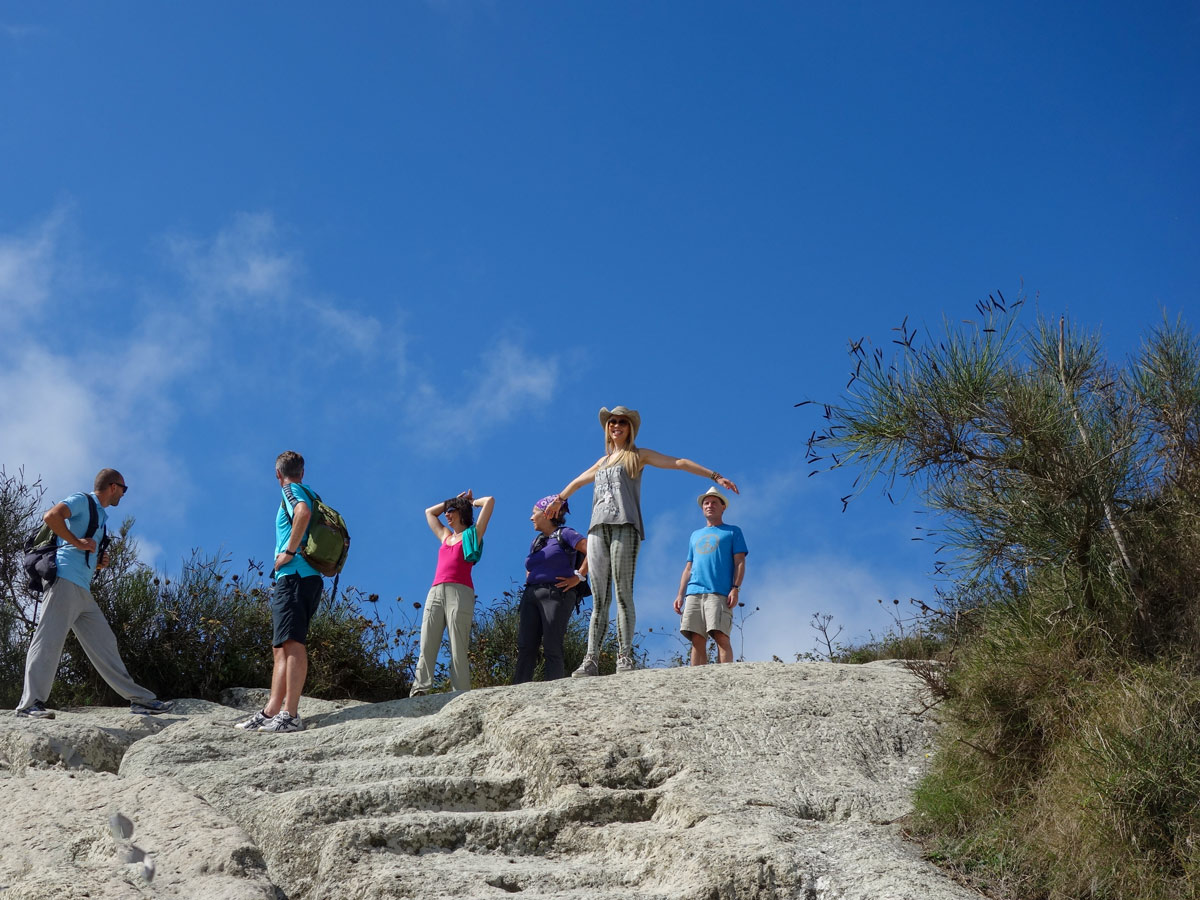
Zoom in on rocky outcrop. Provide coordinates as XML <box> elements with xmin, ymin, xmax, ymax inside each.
<box><xmin>0</xmin><ymin>662</ymin><xmax>980</xmax><ymax>899</ymax></box>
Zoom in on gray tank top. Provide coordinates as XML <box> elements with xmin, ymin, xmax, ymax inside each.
<box><xmin>590</xmin><ymin>462</ymin><xmax>644</xmax><ymax>539</ymax></box>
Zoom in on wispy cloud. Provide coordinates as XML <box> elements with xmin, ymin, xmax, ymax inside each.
<box><xmin>165</xmin><ymin>212</ymin><xmax>297</xmax><ymax>309</ymax></box>
<box><xmin>0</xmin><ymin>210</ymin><xmax>63</xmax><ymax>326</ymax></box>
<box><xmin>1</xmin><ymin>23</ymin><xmax>47</xmax><ymax>40</ymax></box>
<box><xmin>402</xmin><ymin>339</ymin><xmax>558</xmax><ymax>449</ymax></box>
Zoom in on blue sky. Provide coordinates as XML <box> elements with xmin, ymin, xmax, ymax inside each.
<box><xmin>2</xmin><ymin>2</ymin><xmax>1197</xmax><ymax>665</ymax></box>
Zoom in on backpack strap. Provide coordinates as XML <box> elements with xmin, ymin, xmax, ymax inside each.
<box><xmin>82</xmin><ymin>493</ymin><xmax>101</xmax><ymax>567</ymax></box>
<box><xmin>280</xmin><ymin>483</ymin><xmax>318</xmax><ymax>544</ymax></box>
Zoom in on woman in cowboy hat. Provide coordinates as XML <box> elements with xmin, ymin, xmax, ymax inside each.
<box><xmin>547</xmin><ymin>406</ymin><xmax>739</xmax><ymax>677</ymax></box>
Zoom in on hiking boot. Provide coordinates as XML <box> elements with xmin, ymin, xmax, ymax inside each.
<box><xmin>572</xmin><ymin>655</ymin><xmax>599</xmax><ymax>677</ymax></box>
<box><xmin>234</xmin><ymin>709</ymin><xmax>271</xmax><ymax>730</ymax></box>
<box><xmin>258</xmin><ymin>711</ymin><xmax>303</xmax><ymax>733</ymax></box>
<box><xmin>130</xmin><ymin>699</ymin><xmax>175</xmax><ymax>716</ymax></box>
<box><xmin>409</xmin><ymin>688</ymin><xmax>428</xmax><ymax>698</ymax></box>
<box><xmin>16</xmin><ymin>700</ymin><xmax>55</xmax><ymax>719</ymax></box>
<box><xmin>616</xmin><ymin>655</ymin><xmax>635</xmax><ymax>673</ymax></box>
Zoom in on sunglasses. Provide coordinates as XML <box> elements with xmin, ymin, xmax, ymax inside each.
<box><xmin>608</xmin><ymin>419</ymin><xmax>630</xmax><ymax>427</ymax></box>
<box><xmin>115</xmin><ymin>483</ymin><xmax>129</xmax><ymax>494</ymax></box>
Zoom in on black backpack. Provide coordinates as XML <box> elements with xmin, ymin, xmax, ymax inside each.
<box><xmin>22</xmin><ymin>494</ymin><xmax>104</xmax><ymax>594</ymax></box>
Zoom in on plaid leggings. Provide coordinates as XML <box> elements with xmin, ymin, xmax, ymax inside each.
<box><xmin>586</xmin><ymin>523</ymin><xmax>640</xmax><ymax>657</ymax></box>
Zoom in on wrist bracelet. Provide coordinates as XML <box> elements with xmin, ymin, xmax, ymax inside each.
<box><xmin>710</xmin><ymin>471</ymin><xmax>722</xmax><ymax>482</ymax></box>
<box><xmin>283</xmin><ymin>549</ymin><xmax>296</xmax><ymax>557</ymax></box>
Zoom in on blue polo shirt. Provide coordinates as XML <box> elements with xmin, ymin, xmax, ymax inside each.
<box><xmin>54</xmin><ymin>492</ymin><xmax>107</xmax><ymax>590</ymax></box>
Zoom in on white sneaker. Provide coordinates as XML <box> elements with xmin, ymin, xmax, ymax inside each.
<box><xmin>258</xmin><ymin>711</ymin><xmax>303</xmax><ymax>733</ymax></box>
<box><xmin>615</xmin><ymin>656</ymin><xmax>635</xmax><ymax>673</ymax></box>
<box><xmin>572</xmin><ymin>655</ymin><xmax>599</xmax><ymax>677</ymax></box>
<box><xmin>234</xmin><ymin>709</ymin><xmax>271</xmax><ymax>730</ymax></box>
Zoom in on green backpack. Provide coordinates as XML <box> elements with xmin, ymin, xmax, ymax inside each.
<box><xmin>281</xmin><ymin>484</ymin><xmax>350</xmax><ymax>577</ymax></box>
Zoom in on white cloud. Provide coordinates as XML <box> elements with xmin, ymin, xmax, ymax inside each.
<box><xmin>0</xmin><ymin>344</ymin><xmax>102</xmax><ymax>495</ymax></box>
<box><xmin>166</xmin><ymin>212</ymin><xmax>297</xmax><ymax>308</ymax></box>
<box><xmin>0</xmin><ymin>210</ymin><xmax>62</xmax><ymax>325</ymax></box>
<box><xmin>305</xmin><ymin>298</ymin><xmax>381</xmax><ymax>356</ymax></box>
<box><xmin>736</xmin><ymin>554</ymin><xmax>927</xmax><ymax>663</ymax></box>
<box><xmin>1</xmin><ymin>24</ymin><xmax>47</xmax><ymax>39</ymax></box>
<box><xmin>402</xmin><ymin>339</ymin><xmax>558</xmax><ymax>450</ymax></box>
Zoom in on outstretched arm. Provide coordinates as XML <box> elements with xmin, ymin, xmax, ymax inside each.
<box><xmin>638</xmin><ymin>448</ymin><xmax>740</xmax><ymax>494</ymax></box>
<box><xmin>547</xmin><ymin>458</ymin><xmax>604</xmax><ymax>518</ymax></box>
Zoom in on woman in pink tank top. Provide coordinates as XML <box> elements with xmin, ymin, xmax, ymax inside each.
<box><xmin>410</xmin><ymin>489</ymin><xmax>495</xmax><ymax>697</ymax></box>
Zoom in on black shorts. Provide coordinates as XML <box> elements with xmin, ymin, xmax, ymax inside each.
<box><xmin>271</xmin><ymin>574</ymin><xmax>323</xmax><ymax>647</ymax></box>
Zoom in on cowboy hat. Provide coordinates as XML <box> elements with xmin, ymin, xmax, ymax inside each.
<box><xmin>598</xmin><ymin>405</ymin><xmax>641</xmax><ymax>439</ymax></box>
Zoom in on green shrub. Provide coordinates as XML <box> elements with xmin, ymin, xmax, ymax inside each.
<box><xmin>816</xmin><ymin>302</ymin><xmax>1200</xmax><ymax>899</ymax></box>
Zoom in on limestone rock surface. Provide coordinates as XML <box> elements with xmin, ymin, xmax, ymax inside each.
<box><xmin>0</xmin><ymin>662</ymin><xmax>982</xmax><ymax>899</ymax></box>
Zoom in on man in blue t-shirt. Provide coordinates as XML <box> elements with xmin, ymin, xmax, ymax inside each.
<box><xmin>235</xmin><ymin>450</ymin><xmax>323</xmax><ymax>734</ymax></box>
<box><xmin>673</xmin><ymin>486</ymin><xmax>748</xmax><ymax>666</ymax></box>
<box><xmin>16</xmin><ymin>468</ymin><xmax>174</xmax><ymax>719</ymax></box>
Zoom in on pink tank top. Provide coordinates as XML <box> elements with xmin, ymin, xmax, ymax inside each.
<box><xmin>433</xmin><ymin>538</ymin><xmax>474</xmax><ymax>588</ymax></box>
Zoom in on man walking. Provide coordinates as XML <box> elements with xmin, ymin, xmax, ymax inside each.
<box><xmin>673</xmin><ymin>486</ymin><xmax>748</xmax><ymax>666</ymax></box>
<box><xmin>236</xmin><ymin>451</ymin><xmax>323</xmax><ymax>734</ymax></box>
<box><xmin>16</xmin><ymin>469</ymin><xmax>174</xmax><ymax>718</ymax></box>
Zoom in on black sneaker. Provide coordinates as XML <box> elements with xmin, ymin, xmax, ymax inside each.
<box><xmin>130</xmin><ymin>699</ymin><xmax>175</xmax><ymax>716</ymax></box>
<box><xmin>16</xmin><ymin>700</ymin><xmax>55</xmax><ymax>719</ymax></box>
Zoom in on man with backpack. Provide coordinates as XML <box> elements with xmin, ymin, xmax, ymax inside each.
<box><xmin>673</xmin><ymin>486</ymin><xmax>748</xmax><ymax>666</ymax></box>
<box><xmin>236</xmin><ymin>450</ymin><xmax>327</xmax><ymax>734</ymax></box>
<box><xmin>16</xmin><ymin>468</ymin><xmax>174</xmax><ymax>719</ymax></box>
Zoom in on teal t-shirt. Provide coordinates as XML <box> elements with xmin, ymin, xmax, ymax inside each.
<box><xmin>276</xmin><ymin>482</ymin><xmax>320</xmax><ymax>578</ymax></box>
<box><xmin>686</xmin><ymin>524</ymin><xmax>748</xmax><ymax>596</ymax></box>
<box><xmin>54</xmin><ymin>492</ymin><xmax>107</xmax><ymax>590</ymax></box>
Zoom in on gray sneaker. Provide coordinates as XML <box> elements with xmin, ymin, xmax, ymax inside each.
<box><xmin>258</xmin><ymin>711</ymin><xmax>303</xmax><ymax>733</ymax></box>
<box><xmin>130</xmin><ymin>699</ymin><xmax>175</xmax><ymax>716</ymax></box>
<box><xmin>16</xmin><ymin>700</ymin><xmax>55</xmax><ymax>719</ymax></box>
<box><xmin>234</xmin><ymin>709</ymin><xmax>271</xmax><ymax>730</ymax></box>
<box><xmin>572</xmin><ymin>655</ymin><xmax>599</xmax><ymax>678</ymax></box>
<box><xmin>616</xmin><ymin>655</ymin><xmax>635</xmax><ymax>673</ymax></box>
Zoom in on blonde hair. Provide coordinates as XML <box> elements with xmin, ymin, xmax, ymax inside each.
<box><xmin>603</xmin><ymin>433</ymin><xmax>643</xmax><ymax>478</ymax></box>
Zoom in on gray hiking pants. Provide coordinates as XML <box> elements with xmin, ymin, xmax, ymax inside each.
<box><xmin>17</xmin><ymin>578</ymin><xmax>157</xmax><ymax>710</ymax></box>
<box><xmin>586</xmin><ymin>523</ymin><xmax>640</xmax><ymax>658</ymax></box>
<box><xmin>412</xmin><ymin>582</ymin><xmax>476</xmax><ymax>693</ymax></box>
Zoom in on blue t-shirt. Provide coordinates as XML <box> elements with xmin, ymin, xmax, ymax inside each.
<box><xmin>276</xmin><ymin>483</ymin><xmax>320</xmax><ymax>579</ymax></box>
<box><xmin>686</xmin><ymin>524</ymin><xmax>748</xmax><ymax>597</ymax></box>
<box><xmin>525</xmin><ymin>526</ymin><xmax>586</xmax><ymax>585</ymax></box>
<box><xmin>54</xmin><ymin>492</ymin><xmax>107</xmax><ymax>590</ymax></box>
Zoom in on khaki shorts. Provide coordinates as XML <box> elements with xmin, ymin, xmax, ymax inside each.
<box><xmin>679</xmin><ymin>592</ymin><xmax>732</xmax><ymax>637</ymax></box>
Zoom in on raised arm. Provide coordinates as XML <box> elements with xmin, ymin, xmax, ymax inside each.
<box><xmin>473</xmin><ymin>494</ymin><xmax>496</xmax><ymax>538</ymax></box>
<box><xmin>638</xmin><ymin>448</ymin><xmax>740</xmax><ymax>494</ymax></box>
<box><xmin>424</xmin><ymin>501</ymin><xmax>451</xmax><ymax>542</ymax></box>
